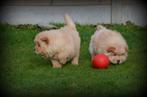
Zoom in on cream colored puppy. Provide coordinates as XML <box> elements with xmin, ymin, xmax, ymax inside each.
<box><xmin>89</xmin><ymin>25</ymin><xmax>128</xmax><ymax>64</ymax></box>
<box><xmin>34</xmin><ymin>14</ymin><xmax>80</xmax><ymax>68</ymax></box>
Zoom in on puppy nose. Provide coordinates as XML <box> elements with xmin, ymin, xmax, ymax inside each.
<box><xmin>117</xmin><ymin>60</ymin><xmax>120</xmax><ymax>64</ymax></box>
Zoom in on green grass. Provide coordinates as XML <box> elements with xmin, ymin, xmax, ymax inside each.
<box><xmin>0</xmin><ymin>23</ymin><xmax>147</xmax><ymax>97</ymax></box>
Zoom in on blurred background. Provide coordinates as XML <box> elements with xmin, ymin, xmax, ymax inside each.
<box><xmin>0</xmin><ymin>0</ymin><xmax>146</xmax><ymax>26</ymax></box>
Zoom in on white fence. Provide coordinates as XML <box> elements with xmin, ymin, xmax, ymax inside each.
<box><xmin>0</xmin><ymin>0</ymin><xmax>146</xmax><ymax>26</ymax></box>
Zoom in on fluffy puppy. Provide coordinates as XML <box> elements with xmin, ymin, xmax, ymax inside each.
<box><xmin>89</xmin><ymin>25</ymin><xmax>128</xmax><ymax>64</ymax></box>
<box><xmin>34</xmin><ymin>14</ymin><xmax>80</xmax><ymax>68</ymax></box>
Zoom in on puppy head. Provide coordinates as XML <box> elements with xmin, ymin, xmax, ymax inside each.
<box><xmin>34</xmin><ymin>33</ymin><xmax>49</xmax><ymax>57</ymax></box>
<box><xmin>106</xmin><ymin>46</ymin><xmax>128</xmax><ymax>64</ymax></box>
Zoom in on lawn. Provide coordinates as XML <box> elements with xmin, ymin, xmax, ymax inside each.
<box><xmin>0</xmin><ymin>23</ymin><xmax>147</xmax><ymax>97</ymax></box>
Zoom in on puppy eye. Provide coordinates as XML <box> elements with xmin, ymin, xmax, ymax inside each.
<box><xmin>121</xmin><ymin>53</ymin><xmax>124</xmax><ymax>56</ymax></box>
<box><xmin>113</xmin><ymin>53</ymin><xmax>117</xmax><ymax>56</ymax></box>
<box><xmin>36</xmin><ymin>42</ymin><xmax>40</xmax><ymax>47</ymax></box>
<box><xmin>38</xmin><ymin>44</ymin><xmax>40</xmax><ymax>47</ymax></box>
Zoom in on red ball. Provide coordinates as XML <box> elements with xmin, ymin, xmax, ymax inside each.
<box><xmin>92</xmin><ymin>54</ymin><xmax>110</xmax><ymax>69</ymax></box>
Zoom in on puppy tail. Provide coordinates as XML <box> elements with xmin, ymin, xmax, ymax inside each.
<box><xmin>64</xmin><ymin>13</ymin><xmax>76</xmax><ymax>29</ymax></box>
<box><xmin>96</xmin><ymin>25</ymin><xmax>106</xmax><ymax>31</ymax></box>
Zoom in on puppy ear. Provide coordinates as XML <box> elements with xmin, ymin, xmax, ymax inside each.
<box><xmin>40</xmin><ymin>37</ymin><xmax>49</xmax><ymax>45</ymax></box>
<box><xmin>107</xmin><ymin>47</ymin><xmax>116</xmax><ymax>53</ymax></box>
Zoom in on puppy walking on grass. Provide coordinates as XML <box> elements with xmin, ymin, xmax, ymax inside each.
<box><xmin>34</xmin><ymin>14</ymin><xmax>80</xmax><ymax>68</ymax></box>
<box><xmin>89</xmin><ymin>25</ymin><xmax>128</xmax><ymax>64</ymax></box>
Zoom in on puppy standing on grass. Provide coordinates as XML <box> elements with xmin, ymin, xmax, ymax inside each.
<box><xmin>89</xmin><ymin>25</ymin><xmax>128</xmax><ymax>64</ymax></box>
<box><xmin>34</xmin><ymin>14</ymin><xmax>80</xmax><ymax>68</ymax></box>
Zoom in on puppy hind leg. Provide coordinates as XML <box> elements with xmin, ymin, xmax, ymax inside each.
<box><xmin>71</xmin><ymin>55</ymin><xmax>79</xmax><ymax>65</ymax></box>
<box><xmin>51</xmin><ymin>60</ymin><xmax>62</xmax><ymax>68</ymax></box>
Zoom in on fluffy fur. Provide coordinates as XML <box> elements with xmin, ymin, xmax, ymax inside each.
<box><xmin>89</xmin><ymin>25</ymin><xmax>128</xmax><ymax>64</ymax></box>
<box><xmin>34</xmin><ymin>14</ymin><xmax>80</xmax><ymax>68</ymax></box>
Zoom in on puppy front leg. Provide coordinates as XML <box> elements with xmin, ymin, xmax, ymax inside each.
<box><xmin>91</xmin><ymin>55</ymin><xmax>95</xmax><ymax>61</ymax></box>
<box><xmin>51</xmin><ymin>60</ymin><xmax>62</xmax><ymax>68</ymax></box>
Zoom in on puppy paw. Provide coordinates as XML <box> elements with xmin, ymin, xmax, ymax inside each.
<box><xmin>52</xmin><ymin>64</ymin><xmax>62</xmax><ymax>68</ymax></box>
<box><xmin>71</xmin><ymin>59</ymin><xmax>79</xmax><ymax>65</ymax></box>
<box><xmin>51</xmin><ymin>60</ymin><xmax>62</xmax><ymax>68</ymax></box>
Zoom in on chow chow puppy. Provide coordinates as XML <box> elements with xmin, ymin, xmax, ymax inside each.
<box><xmin>34</xmin><ymin>14</ymin><xmax>80</xmax><ymax>68</ymax></box>
<box><xmin>89</xmin><ymin>25</ymin><xmax>128</xmax><ymax>64</ymax></box>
